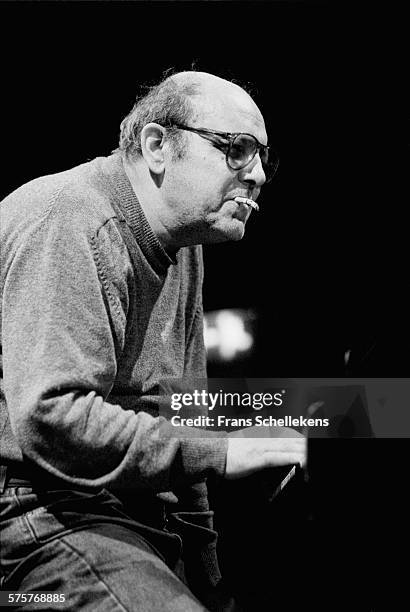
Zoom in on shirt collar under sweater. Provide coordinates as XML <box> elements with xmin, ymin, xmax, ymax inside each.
<box><xmin>99</xmin><ymin>152</ymin><xmax>179</xmax><ymax>274</ymax></box>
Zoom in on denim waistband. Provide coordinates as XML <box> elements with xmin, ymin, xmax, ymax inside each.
<box><xmin>0</xmin><ymin>463</ymin><xmax>94</xmax><ymax>493</ymax></box>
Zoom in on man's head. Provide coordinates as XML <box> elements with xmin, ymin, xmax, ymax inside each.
<box><xmin>119</xmin><ymin>71</ymin><xmax>275</xmax><ymax>248</ymax></box>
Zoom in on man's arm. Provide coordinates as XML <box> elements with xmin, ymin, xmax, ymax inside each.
<box><xmin>2</xmin><ymin>197</ymin><xmax>227</xmax><ymax>491</ymax></box>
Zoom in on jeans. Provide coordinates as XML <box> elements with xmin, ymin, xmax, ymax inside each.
<box><xmin>0</xmin><ymin>486</ymin><xmax>209</xmax><ymax>611</ymax></box>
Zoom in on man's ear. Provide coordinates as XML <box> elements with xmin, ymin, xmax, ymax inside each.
<box><xmin>140</xmin><ymin>123</ymin><xmax>167</xmax><ymax>174</ymax></box>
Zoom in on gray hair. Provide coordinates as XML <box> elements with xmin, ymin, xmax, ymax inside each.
<box><xmin>117</xmin><ymin>71</ymin><xmax>201</xmax><ymax>160</ymax></box>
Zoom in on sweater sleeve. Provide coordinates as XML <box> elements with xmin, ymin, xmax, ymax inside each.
<box><xmin>2</xmin><ymin>194</ymin><xmax>227</xmax><ymax>491</ymax></box>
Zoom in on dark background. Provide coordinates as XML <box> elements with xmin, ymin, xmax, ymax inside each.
<box><xmin>2</xmin><ymin>2</ymin><xmax>408</xmax><ymax>609</ymax></box>
<box><xmin>2</xmin><ymin>0</ymin><xmax>407</xmax><ymax>377</ymax></box>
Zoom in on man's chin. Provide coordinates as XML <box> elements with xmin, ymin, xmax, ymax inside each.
<box><xmin>209</xmin><ymin>220</ymin><xmax>245</xmax><ymax>243</ymax></box>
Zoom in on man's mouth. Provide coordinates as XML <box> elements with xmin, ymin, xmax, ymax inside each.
<box><xmin>234</xmin><ymin>196</ymin><xmax>259</xmax><ymax>212</ymax></box>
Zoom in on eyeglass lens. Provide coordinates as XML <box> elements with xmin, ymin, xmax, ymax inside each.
<box><xmin>229</xmin><ymin>134</ymin><xmax>277</xmax><ymax>181</ymax></box>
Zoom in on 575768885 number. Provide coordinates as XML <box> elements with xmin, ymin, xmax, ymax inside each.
<box><xmin>0</xmin><ymin>592</ymin><xmax>66</xmax><ymax>606</ymax></box>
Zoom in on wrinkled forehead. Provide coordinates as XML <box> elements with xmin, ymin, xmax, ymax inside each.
<box><xmin>193</xmin><ymin>86</ymin><xmax>267</xmax><ymax>144</ymax></box>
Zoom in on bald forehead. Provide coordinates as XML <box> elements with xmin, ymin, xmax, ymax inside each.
<box><xmin>170</xmin><ymin>71</ymin><xmax>266</xmax><ymax>139</ymax></box>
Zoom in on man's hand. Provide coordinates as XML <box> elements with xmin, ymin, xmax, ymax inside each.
<box><xmin>225</xmin><ymin>426</ymin><xmax>306</xmax><ymax>480</ymax></box>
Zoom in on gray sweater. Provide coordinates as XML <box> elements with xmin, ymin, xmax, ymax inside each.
<box><xmin>0</xmin><ymin>153</ymin><xmax>228</xmax><ymax>496</ymax></box>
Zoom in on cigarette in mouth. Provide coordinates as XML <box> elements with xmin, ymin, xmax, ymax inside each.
<box><xmin>234</xmin><ymin>196</ymin><xmax>259</xmax><ymax>212</ymax></box>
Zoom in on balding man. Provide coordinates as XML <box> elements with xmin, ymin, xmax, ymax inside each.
<box><xmin>0</xmin><ymin>71</ymin><xmax>304</xmax><ymax>610</ymax></box>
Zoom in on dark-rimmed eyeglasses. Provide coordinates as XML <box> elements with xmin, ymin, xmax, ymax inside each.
<box><xmin>166</xmin><ymin>123</ymin><xmax>279</xmax><ymax>183</ymax></box>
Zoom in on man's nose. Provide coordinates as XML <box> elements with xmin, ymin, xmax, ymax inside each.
<box><xmin>238</xmin><ymin>154</ymin><xmax>266</xmax><ymax>189</ymax></box>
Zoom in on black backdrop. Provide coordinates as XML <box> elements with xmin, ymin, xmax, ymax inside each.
<box><xmin>2</xmin><ymin>1</ymin><xmax>408</xmax><ymax>609</ymax></box>
<box><xmin>2</xmin><ymin>0</ymin><xmax>407</xmax><ymax>377</ymax></box>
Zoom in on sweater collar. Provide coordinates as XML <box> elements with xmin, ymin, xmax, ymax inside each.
<box><xmin>99</xmin><ymin>152</ymin><xmax>178</xmax><ymax>274</ymax></box>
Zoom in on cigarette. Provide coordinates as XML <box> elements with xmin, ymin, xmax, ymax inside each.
<box><xmin>234</xmin><ymin>196</ymin><xmax>259</xmax><ymax>212</ymax></box>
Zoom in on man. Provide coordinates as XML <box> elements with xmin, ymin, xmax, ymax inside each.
<box><xmin>0</xmin><ymin>71</ymin><xmax>305</xmax><ymax>610</ymax></box>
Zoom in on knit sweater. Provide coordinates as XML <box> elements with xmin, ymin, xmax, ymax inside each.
<box><xmin>0</xmin><ymin>153</ymin><xmax>228</xmax><ymax>496</ymax></box>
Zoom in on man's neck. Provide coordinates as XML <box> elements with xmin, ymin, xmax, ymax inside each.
<box><xmin>122</xmin><ymin>156</ymin><xmax>177</xmax><ymax>252</ymax></box>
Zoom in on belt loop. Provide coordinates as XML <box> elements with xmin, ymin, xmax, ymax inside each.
<box><xmin>0</xmin><ymin>465</ymin><xmax>7</xmax><ymax>493</ymax></box>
